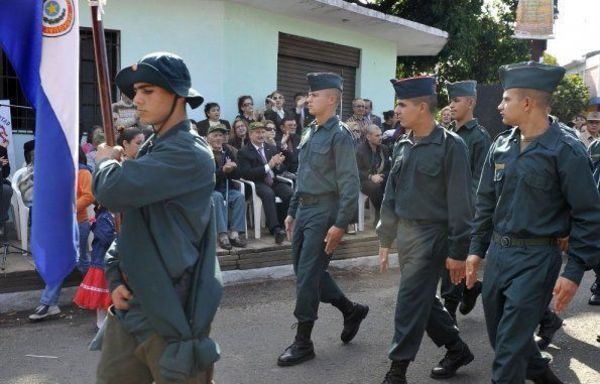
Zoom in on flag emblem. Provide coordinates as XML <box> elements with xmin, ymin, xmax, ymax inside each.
<box><xmin>42</xmin><ymin>0</ymin><xmax>75</xmax><ymax>37</ymax></box>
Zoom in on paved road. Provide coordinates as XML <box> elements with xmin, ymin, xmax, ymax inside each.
<box><xmin>1</xmin><ymin>266</ymin><xmax>599</xmax><ymax>384</ymax></box>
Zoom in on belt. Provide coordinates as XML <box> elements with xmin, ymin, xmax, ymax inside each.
<box><xmin>298</xmin><ymin>193</ymin><xmax>337</xmax><ymax>206</ymax></box>
<box><xmin>493</xmin><ymin>232</ymin><xmax>556</xmax><ymax>248</ymax></box>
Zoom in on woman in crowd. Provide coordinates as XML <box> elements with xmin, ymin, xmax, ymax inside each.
<box><xmin>196</xmin><ymin>102</ymin><xmax>232</xmax><ymax>136</ymax></box>
<box><xmin>440</xmin><ymin>106</ymin><xmax>452</xmax><ymax>129</ymax></box>
<box><xmin>236</xmin><ymin>95</ymin><xmax>256</xmax><ymax>126</ymax></box>
<box><xmin>229</xmin><ymin>117</ymin><xmax>250</xmax><ymax>150</ymax></box>
<box><xmin>116</xmin><ymin>126</ymin><xmax>145</xmax><ymax>160</ymax></box>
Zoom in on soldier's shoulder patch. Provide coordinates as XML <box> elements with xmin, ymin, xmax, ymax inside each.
<box><xmin>338</xmin><ymin>121</ymin><xmax>353</xmax><ymax>135</ymax></box>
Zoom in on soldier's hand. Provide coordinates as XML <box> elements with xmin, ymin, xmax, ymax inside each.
<box><xmin>111</xmin><ymin>284</ymin><xmax>132</xmax><ymax>310</ymax></box>
<box><xmin>284</xmin><ymin>215</ymin><xmax>294</xmax><ymax>241</ymax></box>
<box><xmin>324</xmin><ymin>225</ymin><xmax>344</xmax><ymax>255</ymax></box>
<box><xmin>446</xmin><ymin>258</ymin><xmax>466</xmax><ymax>285</ymax></box>
<box><xmin>557</xmin><ymin>236</ymin><xmax>569</xmax><ymax>253</ymax></box>
<box><xmin>96</xmin><ymin>143</ymin><xmax>123</xmax><ymax>163</ymax></box>
<box><xmin>465</xmin><ymin>254</ymin><xmax>482</xmax><ymax>289</ymax></box>
<box><xmin>379</xmin><ymin>247</ymin><xmax>390</xmax><ymax>273</ymax></box>
<box><xmin>552</xmin><ymin>277</ymin><xmax>579</xmax><ymax>314</ymax></box>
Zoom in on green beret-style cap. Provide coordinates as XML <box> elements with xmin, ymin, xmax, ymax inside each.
<box><xmin>207</xmin><ymin>123</ymin><xmax>228</xmax><ymax>135</ymax></box>
<box><xmin>587</xmin><ymin>112</ymin><xmax>600</xmax><ymax>121</ymax></box>
<box><xmin>447</xmin><ymin>80</ymin><xmax>477</xmax><ymax>98</ymax></box>
<box><xmin>307</xmin><ymin>72</ymin><xmax>343</xmax><ymax>92</ymax></box>
<box><xmin>498</xmin><ymin>61</ymin><xmax>565</xmax><ymax>93</ymax></box>
<box><xmin>248</xmin><ymin>121</ymin><xmax>265</xmax><ymax>131</ymax></box>
<box><xmin>390</xmin><ymin>76</ymin><xmax>437</xmax><ymax>99</ymax></box>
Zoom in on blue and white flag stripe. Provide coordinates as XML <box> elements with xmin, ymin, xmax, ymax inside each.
<box><xmin>0</xmin><ymin>0</ymin><xmax>79</xmax><ymax>286</ymax></box>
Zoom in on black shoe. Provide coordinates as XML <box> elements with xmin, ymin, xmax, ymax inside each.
<box><xmin>597</xmin><ymin>334</ymin><xmax>600</xmax><ymax>343</ymax></box>
<box><xmin>589</xmin><ymin>293</ymin><xmax>600</xmax><ymax>306</ymax></box>
<box><xmin>444</xmin><ymin>300</ymin><xmax>458</xmax><ymax>323</ymax></box>
<box><xmin>274</xmin><ymin>229</ymin><xmax>286</xmax><ymax>244</ymax></box>
<box><xmin>536</xmin><ymin>312</ymin><xmax>563</xmax><ymax>350</ymax></box>
<box><xmin>459</xmin><ymin>280</ymin><xmax>482</xmax><ymax>315</ymax></box>
<box><xmin>341</xmin><ymin>303</ymin><xmax>369</xmax><ymax>344</ymax></box>
<box><xmin>381</xmin><ymin>360</ymin><xmax>409</xmax><ymax>384</ymax></box>
<box><xmin>277</xmin><ymin>321</ymin><xmax>315</xmax><ymax>367</ymax></box>
<box><xmin>430</xmin><ymin>341</ymin><xmax>474</xmax><ymax>379</ymax></box>
<box><xmin>230</xmin><ymin>237</ymin><xmax>247</xmax><ymax>248</ymax></box>
<box><xmin>218</xmin><ymin>236</ymin><xmax>232</xmax><ymax>250</ymax></box>
<box><xmin>530</xmin><ymin>367</ymin><xmax>564</xmax><ymax>384</ymax></box>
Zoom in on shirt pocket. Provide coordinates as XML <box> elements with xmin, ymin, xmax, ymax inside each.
<box><xmin>523</xmin><ymin>171</ymin><xmax>552</xmax><ymax>191</ymax></box>
<box><xmin>308</xmin><ymin>142</ymin><xmax>331</xmax><ymax>167</ymax></box>
<box><xmin>417</xmin><ymin>162</ymin><xmax>442</xmax><ymax>177</ymax></box>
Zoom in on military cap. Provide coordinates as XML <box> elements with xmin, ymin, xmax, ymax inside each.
<box><xmin>587</xmin><ymin>112</ymin><xmax>600</xmax><ymax>121</ymax></box>
<box><xmin>207</xmin><ymin>123</ymin><xmax>228</xmax><ymax>135</ymax></box>
<box><xmin>248</xmin><ymin>121</ymin><xmax>266</xmax><ymax>131</ymax></box>
<box><xmin>390</xmin><ymin>76</ymin><xmax>437</xmax><ymax>99</ymax></box>
<box><xmin>307</xmin><ymin>72</ymin><xmax>343</xmax><ymax>92</ymax></box>
<box><xmin>498</xmin><ymin>61</ymin><xmax>565</xmax><ymax>93</ymax></box>
<box><xmin>116</xmin><ymin>52</ymin><xmax>204</xmax><ymax>109</ymax></box>
<box><xmin>447</xmin><ymin>80</ymin><xmax>477</xmax><ymax>98</ymax></box>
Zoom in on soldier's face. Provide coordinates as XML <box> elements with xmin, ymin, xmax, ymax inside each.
<box><xmin>450</xmin><ymin>97</ymin><xmax>471</xmax><ymax>121</ymax></box>
<box><xmin>133</xmin><ymin>83</ymin><xmax>177</xmax><ymax>125</ymax></box>
<box><xmin>395</xmin><ymin>99</ymin><xmax>420</xmax><ymax>129</ymax></box>
<box><xmin>498</xmin><ymin>89</ymin><xmax>524</xmax><ymax>126</ymax></box>
<box><xmin>307</xmin><ymin>90</ymin><xmax>333</xmax><ymax>116</ymax></box>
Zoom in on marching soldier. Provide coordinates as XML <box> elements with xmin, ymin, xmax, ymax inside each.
<box><xmin>466</xmin><ymin>61</ymin><xmax>600</xmax><ymax>383</ymax></box>
<box><xmin>378</xmin><ymin>76</ymin><xmax>474</xmax><ymax>384</ymax></box>
<box><xmin>277</xmin><ymin>73</ymin><xmax>369</xmax><ymax>366</ymax></box>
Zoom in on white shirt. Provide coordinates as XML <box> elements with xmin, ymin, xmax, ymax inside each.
<box><xmin>252</xmin><ymin>142</ymin><xmax>274</xmax><ymax>177</ymax></box>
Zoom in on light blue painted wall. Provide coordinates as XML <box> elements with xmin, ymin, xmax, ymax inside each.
<box><xmin>79</xmin><ymin>0</ymin><xmax>398</xmax><ymax>122</ymax></box>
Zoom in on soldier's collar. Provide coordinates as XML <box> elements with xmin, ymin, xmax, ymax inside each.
<box><xmin>403</xmin><ymin>124</ymin><xmax>444</xmax><ymax>145</ymax></box>
<box><xmin>512</xmin><ymin>121</ymin><xmax>560</xmax><ymax>150</ymax></box>
<box><xmin>452</xmin><ymin>118</ymin><xmax>478</xmax><ymax>131</ymax></box>
<box><xmin>315</xmin><ymin>115</ymin><xmax>338</xmax><ymax>131</ymax></box>
<box><xmin>155</xmin><ymin>119</ymin><xmax>192</xmax><ymax>141</ymax></box>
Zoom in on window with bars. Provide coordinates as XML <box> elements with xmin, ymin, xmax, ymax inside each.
<box><xmin>0</xmin><ymin>27</ymin><xmax>120</xmax><ymax>136</ymax></box>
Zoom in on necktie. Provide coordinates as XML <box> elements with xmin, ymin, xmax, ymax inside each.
<box><xmin>258</xmin><ymin>146</ymin><xmax>273</xmax><ymax>186</ymax></box>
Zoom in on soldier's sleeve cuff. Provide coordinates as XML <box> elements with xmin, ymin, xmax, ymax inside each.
<box><xmin>561</xmin><ymin>259</ymin><xmax>585</xmax><ymax>286</ymax></box>
<box><xmin>468</xmin><ymin>239</ymin><xmax>488</xmax><ymax>259</ymax></box>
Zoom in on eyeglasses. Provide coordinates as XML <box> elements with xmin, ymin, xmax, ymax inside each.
<box><xmin>272</xmin><ymin>96</ymin><xmax>284</xmax><ymax>100</ymax></box>
<box><xmin>354</xmin><ymin>105</ymin><xmax>365</xmax><ymax>108</ymax></box>
<box><xmin>243</xmin><ymin>102</ymin><xmax>253</xmax><ymax>107</ymax></box>
<box><xmin>265</xmin><ymin>128</ymin><xmax>274</xmax><ymax>131</ymax></box>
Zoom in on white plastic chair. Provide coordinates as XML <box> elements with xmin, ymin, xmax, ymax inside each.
<box><xmin>240</xmin><ymin>175</ymin><xmax>293</xmax><ymax>239</ymax></box>
<box><xmin>10</xmin><ymin>167</ymin><xmax>30</xmax><ymax>252</ymax></box>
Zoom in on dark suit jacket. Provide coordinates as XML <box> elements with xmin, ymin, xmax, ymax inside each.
<box><xmin>356</xmin><ymin>142</ymin><xmax>391</xmax><ymax>184</ymax></box>
<box><xmin>195</xmin><ymin>119</ymin><xmax>231</xmax><ymax>136</ymax></box>
<box><xmin>263</xmin><ymin>108</ymin><xmax>294</xmax><ymax>132</ymax></box>
<box><xmin>213</xmin><ymin>145</ymin><xmax>240</xmax><ymax>192</ymax></box>
<box><xmin>279</xmin><ymin>134</ymin><xmax>301</xmax><ymax>174</ymax></box>
<box><xmin>238</xmin><ymin>142</ymin><xmax>286</xmax><ymax>183</ymax></box>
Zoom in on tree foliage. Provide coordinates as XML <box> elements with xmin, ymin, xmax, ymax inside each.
<box><xmin>551</xmin><ymin>74</ymin><xmax>589</xmax><ymax>124</ymax></box>
<box><xmin>344</xmin><ymin>0</ymin><xmax>530</xmax><ymax>85</ymax></box>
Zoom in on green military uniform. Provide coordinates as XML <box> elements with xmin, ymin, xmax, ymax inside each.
<box><xmin>93</xmin><ymin>53</ymin><xmax>221</xmax><ymax>384</ymax></box>
<box><xmin>470</xmin><ymin>62</ymin><xmax>600</xmax><ymax>383</ymax></box>
<box><xmin>378</xmin><ymin>77</ymin><xmax>473</xmax><ymax>380</ymax></box>
<box><xmin>441</xmin><ymin>81</ymin><xmax>492</xmax><ymax>315</ymax></box>
<box><xmin>278</xmin><ymin>73</ymin><xmax>368</xmax><ymax>367</ymax></box>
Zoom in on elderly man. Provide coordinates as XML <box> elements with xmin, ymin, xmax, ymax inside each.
<box><xmin>466</xmin><ymin>62</ymin><xmax>600</xmax><ymax>384</ymax></box>
<box><xmin>356</xmin><ymin>124</ymin><xmax>390</xmax><ymax>224</ymax></box>
<box><xmin>346</xmin><ymin>98</ymin><xmax>371</xmax><ymax>142</ymax></box>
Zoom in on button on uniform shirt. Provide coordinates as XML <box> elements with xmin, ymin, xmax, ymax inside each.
<box><xmin>376</xmin><ymin>125</ymin><xmax>473</xmax><ymax>260</ymax></box>
<box><xmin>288</xmin><ymin>116</ymin><xmax>359</xmax><ymax>229</ymax></box>
<box><xmin>451</xmin><ymin>119</ymin><xmax>492</xmax><ymax>194</ymax></box>
<box><xmin>469</xmin><ymin>120</ymin><xmax>600</xmax><ymax>284</ymax></box>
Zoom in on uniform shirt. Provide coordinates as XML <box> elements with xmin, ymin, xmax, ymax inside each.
<box><xmin>288</xmin><ymin>116</ymin><xmax>359</xmax><ymax>229</ymax></box>
<box><xmin>451</xmin><ymin>118</ymin><xmax>492</xmax><ymax>194</ymax></box>
<box><xmin>469</xmin><ymin>120</ymin><xmax>600</xmax><ymax>284</ymax></box>
<box><xmin>376</xmin><ymin>125</ymin><xmax>473</xmax><ymax>260</ymax></box>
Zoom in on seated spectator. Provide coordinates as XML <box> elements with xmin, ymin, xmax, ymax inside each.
<box><xmin>440</xmin><ymin>105</ymin><xmax>452</xmax><ymax>129</ymax></box>
<box><xmin>347</xmin><ymin>122</ymin><xmax>362</xmax><ymax>145</ymax></box>
<box><xmin>86</xmin><ymin>126</ymin><xmax>105</xmax><ymax>172</ymax></box>
<box><xmin>364</xmin><ymin>98</ymin><xmax>382</xmax><ymax>127</ymax></box>
<box><xmin>278</xmin><ymin>116</ymin><xmax>300</xmax><ymax>176</ymax></box>
<box><xmin>229</xmin><ymin>117</ymin><xmax>250</xmax><ymax>150</ymax></box>
<box><xmin>346</xmin><ymin>98</ymin><xmax>371</xmax><ymax>142</ymax></box>
<box><xmin>263</xmin><ymin>120</ymin><xmax>279</xmax><ymax>148</ymax></box>
<box><xmin>116</xmin><ymin>126</ymin><xmax>144</xmax><ymax>160</ymax></box>
<box><xmin>0</xmin><ymin>137</ymin><xmax>12</xmax><ymax>235</ymax></box>
<box><xmin>292</xmin><ymin>92</ymin><xmax>314</xmax><ymax>130</ymax></box>
<box><xmin>236</xmin><ymin>95</ymin><xmax>256</xmax><ymax>126</ymax></box>
<box><xmin>382</xmin><ymin>105</ymin><xmax>406</xmax><ymax>147</ymax></box>
<box><xmin>238</xmin><ymin>121</ymin><xmax>291</xmax><ymax>244</ymax></box>
<box><xmin>207</xmin><ymin>124</ymin><xmax>247</xmax><ymax>250</ymax></box>
<box><xmin>356</xmin><ymin>125</ymin><xmax>390</xmax><ymax>224</ymax></box>
<box><xmin>264</xmin><ymin>90</ymin><xmax>294</xmax><ymax>133</ymax></box>
<box><xmin>196</xmin><ymin>102</ymin><xmax>232</xmax><ymax>136</ymax></box>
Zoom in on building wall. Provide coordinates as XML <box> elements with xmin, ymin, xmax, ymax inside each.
<box><xmin>79</xmin><ymin>0</ymin><xmax>398</xmax><ymax>122</ymax></box>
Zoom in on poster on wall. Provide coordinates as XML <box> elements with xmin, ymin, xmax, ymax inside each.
<box><xmin>0</xmin><ymin>100</ymin><xmax>18</xmax><ymax>177</ymax></box>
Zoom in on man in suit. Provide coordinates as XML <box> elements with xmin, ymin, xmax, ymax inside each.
<box><xmin>264</xmin><ymin>91</ymin><xmax>294</xmax><ymax>134</ymax></box>
<box><xmin>238</xmin><ymin>121</ymin><xmax>292</xmax><ymax>244</ymax></box>
<box><xmin>292</xmin><ymin>92</ymin><xmax>314</xmax><ymax>130</ymax></box>
<box><xmin>279</xmin><ymin>116</ymin><xmax>301</xmax><ymax>175</ymax></box>
<box><xmin>356</xmin><ymin>124</ymin><xmax>390</xmax><ymax>224</ymax></box>
<box><xmin>364</xmin><ymin>99</ymin><xmax>382</xmax><ymax>127</ymax></box>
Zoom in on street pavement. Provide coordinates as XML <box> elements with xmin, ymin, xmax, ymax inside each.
<box><xmin>0</xmin><ymin>266</ymin><xmax>599</xmax><ymax>384</ymax></box>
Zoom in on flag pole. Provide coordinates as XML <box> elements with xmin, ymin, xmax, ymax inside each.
<box><xmin>89</xmin><ymin>1</ymin><xmax>115</xmax><ymax>146</ymax></box>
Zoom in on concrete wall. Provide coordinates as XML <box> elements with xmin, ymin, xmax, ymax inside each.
<box><xmin>79</xmin><ymin>0</ymin><xmax>398</xmax><ymax>122</ymax></box>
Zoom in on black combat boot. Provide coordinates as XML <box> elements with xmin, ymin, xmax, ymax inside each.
<box><xmin>459</xmin><ymin>280</ymin><xmax>482</xmax><ymax>315</ymax></box>
<box><xmin>536</xmin><ymin>311</ymin><xmax>563</xmax><ymax>350</ymax></box>
<box><xmin>443</xmin><ymin>300</ymin><xmax>459</xmax><ymax>322</ymax></box>
<box><xmin>341</xmin><ymin>302</ymin><xmax>369</xmax><ymax>344</ymax></box>
<box><xmin>277</xmin><ymin>321</ymin><xmax>315</xmax><ymax>366</ymax></box>
<box><xmin>590</xmin><ymin>276</ymin><xmax>600</xmax><ymax>305</ymax></box>
<box><xmin>430</xmin><ymin>339</ymin><xmax>474</xmax><ymax>379</ymax></box>
<box><xmin>381</xmin><ymin>360</ymin><xmax>409</xmax><ymax>384</ymax></box>
<box><xmin>530</xmin><ymin>367</ymin><xmax>564</xmax><ymax>384</ymax></box>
